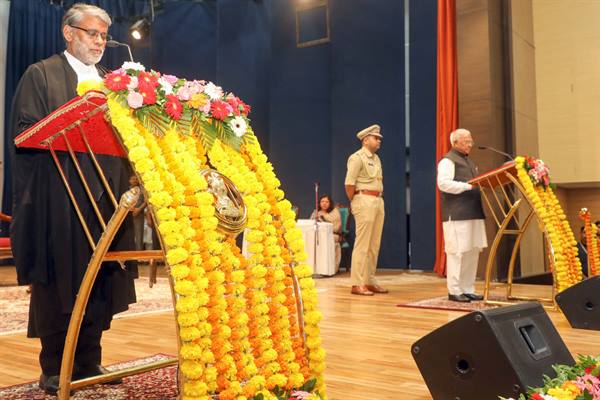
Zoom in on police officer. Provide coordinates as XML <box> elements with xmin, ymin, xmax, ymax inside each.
<box><xmin>344</xmin><ymin>124</ymin><xmax>388</xmax><ymax>296</ymax></box>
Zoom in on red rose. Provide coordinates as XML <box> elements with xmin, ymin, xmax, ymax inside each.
<box><xmin>138</xmin><ymin>71</ymin><xmax>159</xmax><ymax>92</ymax></box>
<box><xmin>210</xmin><ymin>100</ymin><xmax>232</xmax><ymax>120</ymax></box>
<box><xmin>139</xmin><ymin>87</ymin><xmax>157</xmax><ymax>105</ymax></box>
<box><xmin>164</xmin><ymin>94</ymin><xmax>183</xmax><ymax>120</ymax></box>
<box><xmin>104</xmin><ymin>71</ymin><xmax>130</xmax><ymax>92</ymax></box>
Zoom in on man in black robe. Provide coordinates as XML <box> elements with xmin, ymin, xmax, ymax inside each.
<box><xmin>8</xmin><ymin>3</ymin><xmax>137</xmax><ymax>394</ymax></box>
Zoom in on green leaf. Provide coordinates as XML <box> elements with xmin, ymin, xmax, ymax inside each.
<box><xmin>196</xmin><ymin>117</ymin><xmax>218</xmax><ymax>152</ymax></box>
<box><xmin>134</xmin><ymin>105</ymin><xmax>172</xmax><ymax>137</ymax></box>
<box><xmin>300</xmin><ymin>378</ymin><xmax>316</xmax><ymax>393</ymax></box>
<box><xmin>176</xmin><ymin>108</ymin><xmax>193</xmax><ymax>136</ymax></box>
<box><xmin>219</xmin><ymin>123</ymin><xmax>243</xmax><ymax>151</ymax></box>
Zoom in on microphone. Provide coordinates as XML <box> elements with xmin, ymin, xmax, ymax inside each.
<box><xmin>106</xmin><ymin>39</ymin><xmax>134</xmax><ymax>62</ymax></box>
<box><xmin>478</xmin><ymin>145</ymin><xmax>514</xmax><ymax>161</ymax></box>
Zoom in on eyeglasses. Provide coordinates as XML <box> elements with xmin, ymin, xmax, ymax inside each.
<box><xmin>70</xmin><ymin>25</ymin><xmax>112</xmax><ymax>42</ymax></box>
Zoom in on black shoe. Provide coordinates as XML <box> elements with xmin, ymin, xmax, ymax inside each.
<box><xmin>448</xmin><ymin>294</ymin><xmax>471</xmax><ymax>302</ymax></box>
<box><xmin>39</xmin><ymin>374</ymin><xmax>60</xmax><ymax>395</ymax></box>
<box><xmin>74</xmin><ymin>364</ymin><xmax>123</xmax><ymax>385</ymax></box>
<box><xmin>463</xmin><ymin>293</ymin><xmax>484</xmax><ymax>301</ymax></box>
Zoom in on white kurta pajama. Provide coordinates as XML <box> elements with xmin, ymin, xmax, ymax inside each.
<box><xmin>437</xmin><ymin>158</ymin><xmax>488</xmax><ymax>295</ymax></box>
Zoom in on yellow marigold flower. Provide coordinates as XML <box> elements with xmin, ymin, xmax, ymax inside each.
<box><xmin>176</xmin><ymin>296</ymin><xmax>200</xmax><ymax>313</ymax></box>
<box><xmin>195</xmin><ymin>292</ymin><xmax>210</xmax><ymax>307</ymax></box>
<box><xmin>77</xmin><ymin>79</ymin><xmax>105</xmax><ymax>95</ymax></box>
<box><xmin>165</xmin><ymin>233</ymin><xmax>185</xmax><ymax>247</ymax></box>
<box><xmin>208</xmin><ymin>256</ymin><xmax>221</xmax><ymax>270</ymax></box>
<box><xmin>177</xmin><ymin>311</ymin><xmax>200</xmax><ymax>327</ymax></box>
<box><xmin>180</xmin><ymin>343</ymin><xmax>203</xmax><ymax>360</ymax></box>
<box><xmin>149</xmin><ymin>191</ymin><xmax>173</xmax><ymax>208</ymax></box>
<box><xmin>167</xmin><ymin>247</ymin><xmax>189</xmax><ymax>264</ymax></box>
<box><xmin>170</xmin><ymin>264</ymin><xmax>190</xmax><ymax>280</ymax></box>
<box><xmin>128</xmin><ymin>146</ymin><xmax>150</xmax><ymax>162</ymax></box>
<box><xmin>183</xmin><ymin>381</ymin><xmax>209</xmax><ymax>397</ymax></box>
<box><xmin>179</xmin><ymin>326</ymin><xmax>202</xmax><ymax>341</ymax></box>
<box><xmin>174</xmin><ymin>280</ymin><xmax>197</xmax><ymax>296</ymax></box>
<box><xmin>266</xmin><ymin>373</ymin><xmax>287</xmax><ymax>389</ymax></box>
<box><xmin>180</xmin><ymin>360</ymin><xmax>204</xmax><ymax>379</ymax></box>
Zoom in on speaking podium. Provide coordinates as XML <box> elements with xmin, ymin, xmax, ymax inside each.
<box><xmin>15</xmin><ymin>91</ymin><xmax>174</xmax><ymax>399</ymax></box>
<box><xmin>469</xmin><ymin>161</ymin><xmax>560</xmax><ymax>308</ymax></box>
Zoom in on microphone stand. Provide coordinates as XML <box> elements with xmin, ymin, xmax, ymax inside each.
<box><xmin>313</xmin><ymin>182</ymin><xmax>319</xmax><ymax>276</ymax></box>
<box><xmin>477</xmin><ymin>145</ymin><xmax>514</xmax><ymax>162</ymax></box>
<box><xmin>106</xmin><ymin>40</ymin><xmax>134</xmax><ymax>62</ymax></box>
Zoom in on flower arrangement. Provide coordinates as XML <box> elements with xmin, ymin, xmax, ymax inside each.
<box><xmin>522</xmin><ymin>156</ymin><xmax>551</xmax><ymax>188</ymax></box>
<box><xmin>514</xmin><ymin>156</ymin><xmax>582</xmax><ymax>291</ymax></box>
<box><xmin>102</xmin><ymin>61</ymin><xmax>252</xmax><ymax>152</ymax></box>
<box><xmin>78</xmin><ymin>62</ymin><xmax>326</xmax><ymax>400</ymax></box>
<box><xmin>578</xmin><ymin>208</ymin><xmax>599</xmax><ymax>276</ymax></box>
<box><xmin>501</xmin><ymin>355</ymin><xmax>600</xmax><ymax>400</ymax></box>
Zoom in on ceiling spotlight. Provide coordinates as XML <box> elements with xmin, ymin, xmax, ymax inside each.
<box><xmin>130</xmin><ymin>18</ymin><xmax>150</xmax><ymax>40</ymax></box>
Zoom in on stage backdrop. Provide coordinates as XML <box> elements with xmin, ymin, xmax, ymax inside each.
<box><xmin>3</xmin><ymin>0</ymin><xmax>438</xmax><ymax>270</ymax></box>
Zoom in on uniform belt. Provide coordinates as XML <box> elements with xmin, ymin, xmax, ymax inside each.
<box><xmin>357</xmin><ymin>190</ymin><xmax>383</xmax><ymax>197</ymax></box>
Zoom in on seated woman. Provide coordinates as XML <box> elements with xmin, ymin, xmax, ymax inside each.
<box><xmin>310</xmin><ymin>195</ymin><xmax>342</xmax><ymax>273</ymax></box>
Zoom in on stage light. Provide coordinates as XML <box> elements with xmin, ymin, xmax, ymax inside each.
<box><xmin>130</xmin><ymin>18</ymin><xmax>150</xmax><ymax>40</ymax></box>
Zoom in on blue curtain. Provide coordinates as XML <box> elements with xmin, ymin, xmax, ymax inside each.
<box><xmin>2</xmin><ymin>0</ymin><xmax>62</xmax><ymax>222</ymax></box>
<box><xmin>2</xmin><ymin>0</ymin><xmax>147</xmax><ymax>221</ymax></box>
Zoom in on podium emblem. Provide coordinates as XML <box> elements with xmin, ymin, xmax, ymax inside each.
<box><xmin>200</xmin><ymin>169</ymin><xmax>247</xmax><ymax>236</ymax></box>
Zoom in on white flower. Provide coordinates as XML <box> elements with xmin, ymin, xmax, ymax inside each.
<box><xmin>122</xmin><ymin>61</ymin><xmax>145</xmax><ymax>71</ymax></box>
<box><xmin>158</xmin><ymin>76</ymin><xmax>173</xmax><ymax>95</ymax></box>
<box><xmin>127</xmin><ymin>76</ymin><xmax>138</xmax><ymax>90</ymax></box>
<box><xmin>204</xmin><ymin>82</ymin><xmax>223</xmax><ymax>100</ymax></box>
<box><xmin>229</xmin><ymin>116</ymin><xmax>247</xmax><ymax>137</ymax></box>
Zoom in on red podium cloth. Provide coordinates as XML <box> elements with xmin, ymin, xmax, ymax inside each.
<box><xmin>14</xmin><ymin>91</ymin><xmax>126</xmax><ymax>157</ymax></box>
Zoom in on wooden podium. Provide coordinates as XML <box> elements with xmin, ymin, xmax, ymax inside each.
<box><xmin>15</xmin><ymin>92</ymin><xmax>175</xmax><ymax>399</ymax></box>
<box><xmin>469</xmin><ymin>161</ymin><xmax>557</xmax><ymax>308</ymax></box>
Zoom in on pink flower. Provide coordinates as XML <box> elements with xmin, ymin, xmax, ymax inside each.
<box><xmin>190</xmin><ymin>80</ymin><xmax>204</xmax><ymax>94</ymax></box>
<box><xmin>290</xmin><ymin>390</ymin><xmax>313</xmax><ymax>399</ymax></box>
<box><xmin>201</xmin><ymin>101</ymin><xmax>211</xmax><ymax>115</ymax></box>
<box><xmin>162</xmin><ymin>74</ymin><xmax>178</xmax><ymax>85</ymax></box>
<box><xmin>126</xmin><ymin>91</ymin><xmax>144</xmax><ymax>109</ymax></box>
<box><xmin>177</xmin><ymin>86</ymin><xmax>193</xmax><ymax>101</ymax></box>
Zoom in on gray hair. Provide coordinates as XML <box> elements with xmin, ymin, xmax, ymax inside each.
<box><xmin>62</xmin><ymin>3</ymin><xmax>112</xmax><ymax>31</ymax></box>
<box><xmin>449</xmin><ymin>128</ymin><xmax>471</xmax><ymax>145</ymax></box>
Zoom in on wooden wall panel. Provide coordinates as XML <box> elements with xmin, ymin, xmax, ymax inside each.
<box><xmin>533</xmin><ymin>0</ymin><xmax>600</xmax><ymax>184</ymax></box>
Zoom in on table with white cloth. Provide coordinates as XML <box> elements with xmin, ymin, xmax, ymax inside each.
<box><xmin>242</xmin><ymin>219</ymin><xmax>337</xmax><ymax>276</ymax></box>
<box><xmin>296</xmin><ymin>219</ymin><xmax>336</xmax><ymax>276</ymax></box>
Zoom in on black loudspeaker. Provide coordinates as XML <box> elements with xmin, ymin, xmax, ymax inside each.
<box><xmin>556</xmin><ymin>275</ymin><xmax>600</xmax><ymax>330</ymax></box>
<box><xmin>411</xmin><ymin>302</ymin><xmax>574</xmax><ymax>400</ymax></box>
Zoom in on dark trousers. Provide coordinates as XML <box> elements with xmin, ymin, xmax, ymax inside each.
<box><xmin>39</xmin><ymin>321</ymin><xmax>103</xmax><ymax>376</ymax></box>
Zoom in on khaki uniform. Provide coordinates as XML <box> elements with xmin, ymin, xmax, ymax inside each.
<box><xmin>345</xmin><ymin>147</ymin><xmax>385</xmax><ymax>286</ymax></box>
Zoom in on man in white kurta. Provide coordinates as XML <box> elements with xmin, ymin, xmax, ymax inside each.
<box><xmin>437</xmin><ymin>129</ymin><xmax>487</xmax><ymax>302</ymax></box>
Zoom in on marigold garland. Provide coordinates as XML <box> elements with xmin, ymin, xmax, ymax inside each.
<box><xmin>578</xmin><ymin>209</ymin><xmax>599</xmax><ymax>276</ymax></box>
<box><xmin>515</xmin><ymin>156</ymin><xmax>582</xmax><ymax>292</ymax></box>
<box><xmin>77</xmin><ymin>65</ymin><xmax>326</xmax><ymax>400</ymax></box>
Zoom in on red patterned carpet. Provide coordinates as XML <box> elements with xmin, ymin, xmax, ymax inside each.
<box><xmin>0</xmin><ymin>354</ymin><xmax>177</xmax><ymax>399</ymax></box>
<box><xmin>0</xmin><ymin>278</ymin><xmax>173</xmax><ymax>335</ymax></box>
<box><xmin>397</xmin><ymin>295</ymin><xmax>507</xmax><ymax>312</ymax></box>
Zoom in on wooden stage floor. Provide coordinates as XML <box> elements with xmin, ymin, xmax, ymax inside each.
<box><xmin>1</xmin><ymin>267</ymin><xmax>599</xmax><ymax>399</ymax></box>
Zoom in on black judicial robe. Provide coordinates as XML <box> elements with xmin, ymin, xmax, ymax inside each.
<box><xmin>9</xmin><ymin>53</ymin><xmax>137</xmax><ymax>338</ymax></box>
